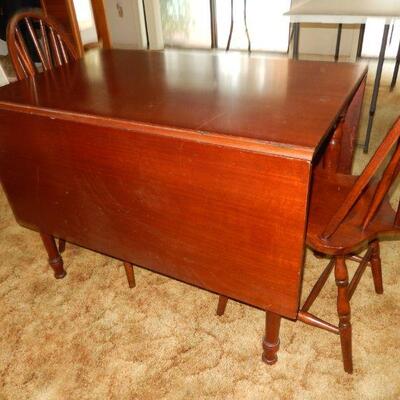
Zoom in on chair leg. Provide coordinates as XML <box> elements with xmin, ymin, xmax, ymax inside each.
<box><xmin>40</xmin><ymin>233</ymin><xmax>67</xmax><ymax>279</ymax></box>
<box><xmin>369</xmin><ymin>240</ymin><xmax>383</xmax><ymax>294</ymax></box>
<box><xmin>123</xmin><ymin>262</ymin><xmax>136</xmax><ymax>288</ymax></box>
<box><xmin>58</xmin><ymin>239</ymin><xmax>66</xmax><ymax>253</ymax></box>
<box><xmin>335</xmin><ymin>256</ymin><xmax>353</xmax><ymax>373</ymax></box>
<box><xmin>262</xmin><ymin>311</ymin><xmax>282</xmax><ymax>365</ymax></box>
<box><xmin>216</xmin><ymin>295</ymin><xmax>228</xmax><ymax>316</ymax></box>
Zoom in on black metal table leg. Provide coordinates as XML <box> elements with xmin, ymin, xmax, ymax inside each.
<box><xmin>390</xmin><ymin>39</ymin><xmax>400</xmax><ymax>91</ymax></box>
<box><xmin>293</xmin><ymin>22</ymin><xmax>300</xmax><ymax>60</ymax></box>
<box><xmin>226</xmin><ymin>0</ymin><xmax>234</xmax><ymax>51</ymax></box>
<box><xmin>356</xmin><ymin>24</ymin><xmax>366</xmax><ymax>60</ymax></box>
<box><xmin>335</xmin><ymin>23</ymin><xmax>342</xmax><ymax>62</ymax></box>
<box><xmin>363</xmin><ymin>24</ymin><xmax>390</xmax><ymax>154</ymax></box>
<box><xmin>210</xmin><ymin>0</ymin><xmax>218</xmax><ymax>49</ymax></box>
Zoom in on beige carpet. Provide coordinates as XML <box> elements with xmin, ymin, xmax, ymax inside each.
<box><xmin>0</xmin><ymin>59</ymin><xmax>399</xmax><ymax>400</ymax></box>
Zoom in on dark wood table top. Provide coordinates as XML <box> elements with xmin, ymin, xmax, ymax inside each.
<box><xmin>0</xmin><ymin>48</ymin><xmax>367</xmax><ymax>325</ymax></box>
<box><xmin>0</xmin><ymin>49</ymin><xmax>367</xmax><ymax>159</ymax></box>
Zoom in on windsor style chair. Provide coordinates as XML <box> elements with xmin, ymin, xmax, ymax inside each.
<box><xmin>217</xmin><ymin>117</ymin><xmax>400</xmax><ymax>373</ymax></box>
<box><xmin>5</xmin><ymin>9</ymin><xmax>136</xmax><ymax>288</ymax></box>
<box><xmin>6</xmin><ymin>9</ymin><xmax>77</xmax><ymax>80</ymax></box>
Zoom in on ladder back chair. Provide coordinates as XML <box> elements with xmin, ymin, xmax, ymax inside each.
<box><xmin>6</xmin><ymin>9</ymin><xmax>136</xmax><ymax>288</ymax></box>
<box><xmin>217</xmin><ymin>116</ymin><xmax>400</xmax><ymax>373</ymax></box>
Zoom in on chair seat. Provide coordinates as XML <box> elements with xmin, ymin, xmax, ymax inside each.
<box><xmin>307</xmin><ymin>171</ymin><xmax>397</xmax><ymax>255</ymax></box>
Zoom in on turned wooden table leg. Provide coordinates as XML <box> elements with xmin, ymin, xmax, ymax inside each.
<box><xmin>40</xmin><ymin>233</ymin><xmax>66</xmax><ymax>279</ymax></box>
<box><xmin>216</xmin><ymin>295</ymin><xmax>228</xmax><ymax>316</ymax></box>
<box><xmin>370</xmin><ymin>240</ymin><xmax>383</xmax><ymax>294</ymax></box>
<box><xmin>123</xmin><ymin>262</ymin><xmax>136</xmax><ymax>288</ymax></box>
<box><xmin>58</xmin><ymin>239</ymin><xmax>66</xmax><ymax>253</ymax></box>
<box><xmin>323</xmin><ymin>118</ymin><xmax>344</xmax><ymax>173</ymax></box>
<box><xmin>262</xmin><ymin>311</ymin><xmax>282</xmax><ymax>365</ymax></box>
<box><xmin>335</xmin><ymin>256</ymin><xmax>353</xmax><ymax>374</ymax></box>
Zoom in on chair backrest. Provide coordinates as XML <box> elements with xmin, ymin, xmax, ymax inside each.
<box><xmin>321</xmin><ymin>116</ymin><xmax>400</xmax><ymax>240</ymax></box>
<box><xmin>6</xmin><ymin>9</ymin><xmax>78</xmax><ymax>80</ymax></box>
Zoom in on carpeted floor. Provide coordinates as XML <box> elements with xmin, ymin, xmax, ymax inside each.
<box><xmin>0</xmin><ymin>57</ymin><xmax>399</xmax><ymax>400</ymax></box>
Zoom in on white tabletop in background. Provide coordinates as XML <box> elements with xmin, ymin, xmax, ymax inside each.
<box><xmin>285</xmin><ymin>0</ymin><xmax>400</xmax><ymax>24</ymax></box>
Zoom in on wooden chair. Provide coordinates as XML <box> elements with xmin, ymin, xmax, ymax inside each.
<box><xmin>6</xmin><ymin>9</ymin><xmax>136</xmax><ymax>288</ymax></box>
<box><xmin>217</xmin><ymin>117</ymin><xmax>400</xmax><ymax>373</ymax></box>
<box><xmin>6</xmin><ymin>9</ymin><xmax>78</xmax><ymax>80</ymax></box>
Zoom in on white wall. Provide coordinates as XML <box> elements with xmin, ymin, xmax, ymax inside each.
<box><xmin>104</xmin><ymin>0</ymin><xmax>147</xmax><ymax>49</ymax></box>
<box><xmin>73</xmin><ymin>0</ymin><xmax>98</xmax><ymax>45</ymax></box>
<box><xmin>143</xmin><ymin>0</ymin><xmax>163</xmax><ymax>50</ymax></box>
<box><xmin>0</xmin><ymin>40</ymin><xmax>8</xmax><ymax>56</ymax></box>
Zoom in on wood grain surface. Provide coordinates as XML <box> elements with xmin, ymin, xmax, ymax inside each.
<box><xmin>0</xmin><ymin>49</ymin><xmax>367</xmax><ymax>155</ymax></box>
<box><xmin>0</xmin><ymin>109</ymin><xmax>310</xmax><ymax>318</ymax></box>
<box><xmin>0</xmin><ymin>50</ymin><xmax>367</xmax><ymax>320</ymax></box>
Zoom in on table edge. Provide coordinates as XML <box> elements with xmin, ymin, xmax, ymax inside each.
<box><xmin>0</xmin><ymin>101</ymin><xmax>315</xmax><ymax>161</ymax></box>
<box><xmin>286</xmin><ymin>14</ymin><xmax>399</xmax><ymax>24</ymax></box>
